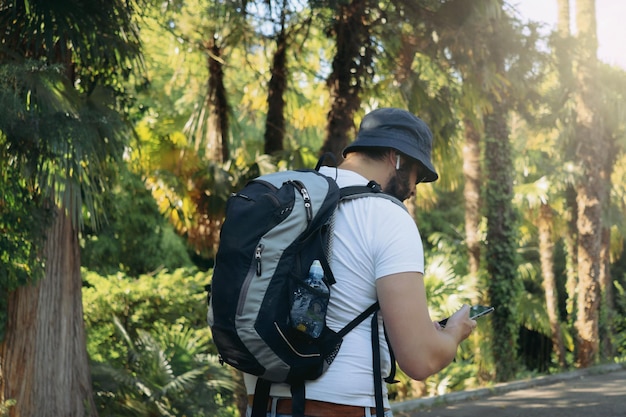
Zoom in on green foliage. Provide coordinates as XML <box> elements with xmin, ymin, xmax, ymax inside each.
<box><xmin>484</xmin><ymin>109</ymin><xmax>524</xmax><ymax>381</ymax></box>
<box><xmin>0</xmin><ymin>146</ymin><xmax>53</xmax><ymax>340</ymax></box>
<box><xmin>1</xmin><ymin>0</ymin><xmax>625</xmax><ymax>412</ymax></box>
<box><xmin>81</xmin><ymin>170</ymin><xmax>192</xmax><ymax>276</ymax></box>
<box><xmin>82</xmin><ymin>268</ymin><xmax>210</xmax><ymax>363</ymax></box>
<box><xmin>0</xmin><ymin>60</ymin><xmax>132</xmax><ymax>229</ymax></box>
<box><xmin>91</xmin><ymin>318</ymin><xmax>236</xmax><ymax>417</ymax></box>
<box><xmin>416</xmin><ymin>188</ymin><xmax>466</xmax><ymax>255</ymax></box>
<box><xmin>0</xmin><ymin>399</ymin><xmax>15</xmax><ymax>417</ymax></box>
<box><xmin>83</xmin><ymin>268</ymin><xmax>237</xmax><ymax>416</ymax></box>
<box><xmin>0</xmin><ymin>166</ymin><xmax>49</xmax><ymax>289</ymax></box>
<box><xmin>614</xmin><ymin>280</ymin><xmax>626</xmax><ymax>357</ymax></box>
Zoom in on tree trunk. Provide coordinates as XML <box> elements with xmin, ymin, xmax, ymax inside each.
<box><xmin>563</xmin><ymin>192</ymin><xmax>579</xmax><ymax>325</ymax></box>
<box><xmin>264</xmin><ymin>25</ymin><xmax>287</xmax><ymax>155</ymax></box>
<box><xmin>321</xmin><ymin>0</ymin><xmax>371</xmax><ymax>159</ymax></box>
<box><xmin>463</xmin><ymin>117</ymin><xmax>482</xmax><ymax>277</ymax></box>
<box><xmin>1</xmin><ymin>204</ymin><xmax>97</xmax><ymax>417</ymax></box>
<box><xmin>483</xmin><ymin>3</ymin><xmax>521</xmax><ymax>381</ymax></box>
<box><xmin>537</xmin><ymin>203</ymin><xmax>567</xmax><ymax>368</ymax></box>
<box><xmin>187</xmin><ymin>37</ymin><xmax>230</xmax><ymax>163</ymax></box>
<box><xmin>598</xmin><ymin>225</ymin><xmax>613</xmax><ymax>359</ymax></box>
<box><xmin>556</xmin><ymin>0</ymin><xmax>570</xmax><ymax>37</ymax></box>
<box><xmin>484</xmin><ymin>96</ymin><xmax>520</xmax><ymax>382</ymax></box>
<box><xmin>207</xmin><ymin>39</ymin><xmax>230</xmax><ymax>163</ymax></box>
<box><xmin>598</xmin><ymin>144</ymin><xmax>615</xmax><ymax>359</ymax></box>
<box><xmin>555</xmin><ymin>0</ymin><xmax>578</xmax><ymax>328</ymax></box>
<box><xmin>573</xmin><ymin>0</ymin><xmax>602</xmax><ymax>368</ymax></box>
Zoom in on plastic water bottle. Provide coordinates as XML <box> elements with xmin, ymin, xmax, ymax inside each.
<box><xmin>290</xmin><ymin>260</ymin><xmax>329</xmax><ymax>338</ymax></box>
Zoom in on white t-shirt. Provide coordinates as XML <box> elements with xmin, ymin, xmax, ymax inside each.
<box><xmin>244</xmin><ymin>167</ymin><xmax>424</xmax><ymax>408</ymax></box>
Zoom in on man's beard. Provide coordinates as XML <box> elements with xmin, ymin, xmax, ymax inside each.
<box><xmin>384</xmin><ymin>170</ymin><xmax>413</xmax><ymax>201</ymax></box>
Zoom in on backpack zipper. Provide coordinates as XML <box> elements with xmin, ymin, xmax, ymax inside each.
<box><xmin>237</xmin><ymin>243</ymin><xmax>264</xmax><ymax>316</ymax></box>
<box><xmin>288</xmin><ymin>180</ymin><xmax>313</xmax><ymax>222</ymax></box>
<box><xmin>255</xmin><ymin>243</ymin><xmax>263</xmax><ymax>276</ymax></box>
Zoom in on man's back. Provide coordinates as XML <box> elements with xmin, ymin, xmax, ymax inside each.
<box><xmin>244</xmin><ymin>166</ymin><xmax>424</xmax><ymax>409</ymax></box>
<box><xmin>241</xmin><ymin>108</ymin><xmax>477</xmax><ymax>417</ymax></box>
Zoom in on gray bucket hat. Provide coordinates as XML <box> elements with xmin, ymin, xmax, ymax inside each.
<box><xmin>343</xmin><ymin>108</ymin><xmax>439</xmax><ymax>183</ymax></box>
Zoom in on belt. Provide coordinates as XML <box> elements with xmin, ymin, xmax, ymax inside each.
<box><xmin>247</xmin><ymin>395</ymin><xmax>388</xmax><ymax>417</ymax></box>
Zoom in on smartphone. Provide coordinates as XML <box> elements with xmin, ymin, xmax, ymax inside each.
<box><xmin>470</xmin><ymin>305</ymin><xmax>494</xmax><ymax>320</ymax></box>
<box><xmin>438</xmin><ymin>305</ymin><xmax>494</xmax><ymax>329</ymax></box>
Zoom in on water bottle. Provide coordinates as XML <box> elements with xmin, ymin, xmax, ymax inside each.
<box><xmin>290</xmin><ymin>260</ymin><xmax>329</xmax><ymax>338</ymax></box>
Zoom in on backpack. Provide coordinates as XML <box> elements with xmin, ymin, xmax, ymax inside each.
<box><xmin>207</xmin><ymin>165</ymin><xmax>403</xmax><ymax>417</ymax></box>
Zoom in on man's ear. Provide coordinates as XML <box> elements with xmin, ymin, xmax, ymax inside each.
<box><xmin>387</xmin><ymin>151</ymin><xmax>400</xmax><ymax>170</ymax></box>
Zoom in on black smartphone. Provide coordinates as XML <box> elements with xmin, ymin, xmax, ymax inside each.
<box><xmin>470</xmin><ymin>305</ymin><xmax>494</xmax><ymax>320</ymax></box>
<box><xmin>438</xmin><ymin>305</ymin><xmax>494</xmax><ymax>329</ymax></box>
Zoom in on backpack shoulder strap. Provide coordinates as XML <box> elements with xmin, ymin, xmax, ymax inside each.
<box><xmin>337</xmin><ymin>302</ymin><xmax>379</xmax><ymax>338</ymax></box>
<box><xmin>339</xmin><ymin>181</ymin><xmax>407</xmax><ymax>212</ymax></box>
<box><xmin>314</xmin><ymin>154</ymin><xmax>408</xmax><ymax>213</ymax></box>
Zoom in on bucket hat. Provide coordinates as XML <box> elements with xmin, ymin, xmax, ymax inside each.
<box><xmin>343</xmin><ymin>108</ymin><xmax>439</xmax><ymax>183</ymax></box>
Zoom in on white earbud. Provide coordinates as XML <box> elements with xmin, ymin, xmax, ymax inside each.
<box><xmin>396</xmin><ymin>155</ymin><xmax>401</xmax><ymax>170</ymax></box>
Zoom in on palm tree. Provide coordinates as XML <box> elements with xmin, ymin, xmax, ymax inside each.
<box><xmin>484</xmin><ymin>97</ymin><xmax>521</xmax><ymax>381</ymax></box>
<box><xmin>595</xmin><ymin>61</ymin><xmax>626</xmax><ymax>358</ymax></box>
<box><xmin>263</xmin><ymin>0</ymin><xmax>291</xmax><ymax>155</ymax></box>
<box><xmin>0</xmin><ymin>1</ymin><xmax>143</xmax><ymax>414</ymax></box>
<box><xmin>514</xmin><ymin>174</ymin><xmax>569</xmax><ymax>368</ymax></box>
<box><xmin>432</xmin><ymin>0</ymin><xmax>501</xmax><ymax>279</ymax></box>
<box><xmin>320</xmin><ymin>0</ymin><xmax>375</xmax><ymax>158</ymax></box>
<box><xmin>481</xmin><ymin>2</ymin><xmax>526</xmax><ymax>381</ymax></box>
<box><xmin>432</xmin><ymin>0</ymin><xmax>544</xmax><ymax>380</ymax></box>
<box><xmin>463</xmin><ymin>117</ymin><xmax>483</xmax><ymax>276</ymax></box>
<box><xmin>176</xmin><ymin>0</ymin><xmax>243</xmax><ymax>164</ymax></box>
<box><xmin>552</xmin><ymin>0</ymin><xmax>580</xmax><ymax>342</ymax></box>
<box><xmin>572</xmin><ymin>0</ymin><xmax>603</xmax><ymax>367</ymax></box>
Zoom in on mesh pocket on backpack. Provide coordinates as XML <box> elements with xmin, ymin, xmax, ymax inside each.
<box><xmin>288</xmin><ymin>275</ymin><xmax>330</xmax><ymax>339</ymax></box>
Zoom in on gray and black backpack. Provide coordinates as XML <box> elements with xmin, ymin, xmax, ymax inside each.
<box><xmin>208</xmin><ymin>164</ymin><xmax>401</xmax><ymax>417</ymax></box>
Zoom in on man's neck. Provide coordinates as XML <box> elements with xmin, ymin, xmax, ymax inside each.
<box><xmin>339</xmin><ymin>154</ymin><xmax>392</xmax><ymax>189</ymax></box>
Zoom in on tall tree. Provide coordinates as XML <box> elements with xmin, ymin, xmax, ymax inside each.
<box><xmin>463</xmin><ymin>117</ymin><xmax>483</xmax><ymax>276</ymax></box>
<box><xmin>434</xmin><ymin>0</ymin><xmax>543</xmax><ymax>378</ymax></box>
<box><xmin>554</xmin><ymin>0</ymin><xmax>580</xmax><ymax>340</ymax></box>
<box><xmin>595</xmin><ymin>61</ymin><xmax>626</xmax><ymax>359</ymax></box>
<box><xmin>264</xmin><ymin>0</ymin><xmax>289</xmax><ymax>155</ymax></box>
<box><xmin>482</xmin><ymin>2</ymin><xmax>523</xmax><ymax>381</ymax></box>
<box><xmin>0</xmin><ymin>1</ymin><xmax>143</xmax><ymax>415</ymax></box>
<box><xmin>572</xmin><ymin>0</ymin><xmax>603</xmax><ymax>367</ymax></box>
<box><xmin>200</xmin><ymin>35</ymin><xmax>231</xmax><ymax>163</ymax></box>
<box><xmin>146</xmin><ymin>0</ymin><xmax>248</xmax><ymax>260</ymax></box>
<box><xmin>176</xmin><ymin>0</ymin><xmax>241</xmax><ymax>163</ymax></box>
<box><xmin>537</xmin><ymin>202</ymin><xmax>568</xmax><ymax>367</ymax></box>
<box><xmin>321</xmin><ymin>0</ymin><xmax>374</xmax><ymax>158</ymax></box>
<box><xmin>429</xmin><ymin>0</ymin><xmax>513</xmax><ymax>281</ymax></box>
<box><xmin>484</xmin><ymin>98</ymin><xmax>521</xmax><ymax>381</ymax></box>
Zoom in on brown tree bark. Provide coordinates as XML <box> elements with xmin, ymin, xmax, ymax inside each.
<box><xmin>563</xmin><ymin>186</ymin><xmax>578</xmax><ymax>320</ymax></box>
<box><xmin>264</xmin><ymin>19</ymin><xmax>288</xmax><ymax>155</ymax></box>
<box><xmin>598</xmin><ymin>144</ymin><xmax>616</xmax><ymax>359</ymax></box>
<box><xmin>187</xmin><ymin>37</ymin><xmax>230</xmax><ymax>163</ymax></box>
<box><xmin>463</xmin><ymin>118</ymin><xmax>482</xmax><ymax>277</ymax></box>
<box><xmin>321</xmin><ymin>0</ymin><xmax>371</xmax><ymax>160</ymax></box>
<box><xmin>573</xmin><ymin>0</ymin><xmax>602</xmax><ymax>368</ymax></box>
<box><xmin>1</xmin><ymin>204</ymin><xmax>96</xmax><ymax>417</ymax></box>
<box><xmin>537</xmin><ymin>203</ymin><xmax>567</xmax><ymax>368</ymax></box>
<box><xmin>207</xmin><ymin>39</ymin><xmax>230</xmax><ymax>163</ymax></box>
